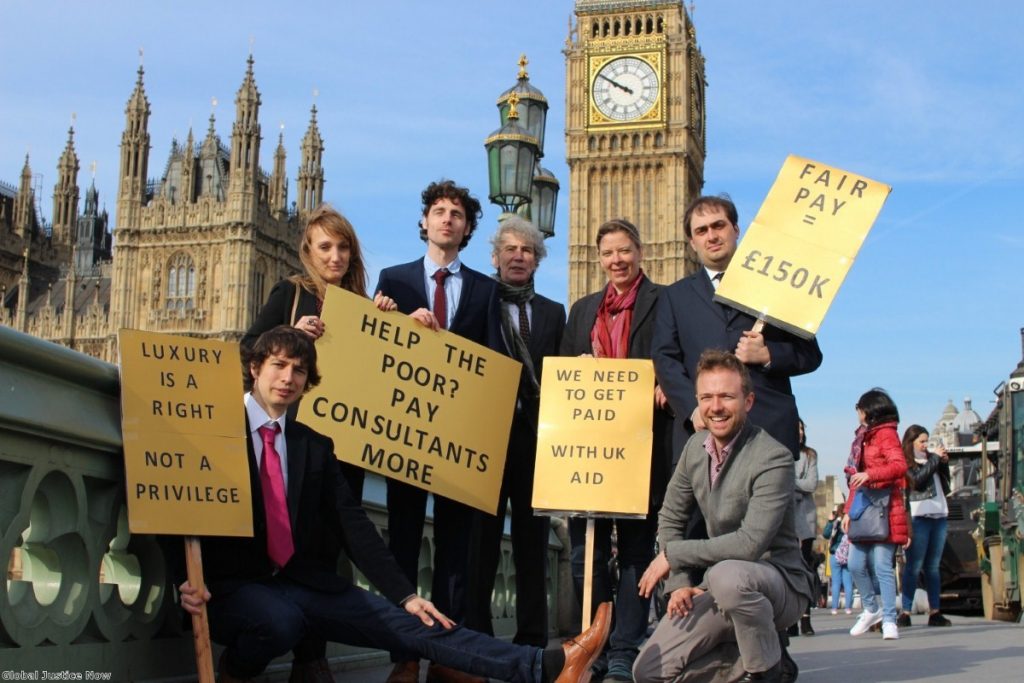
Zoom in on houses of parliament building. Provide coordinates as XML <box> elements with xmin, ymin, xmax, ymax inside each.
<box><xmin>0</xmin><ymin>57</ymin><xmax>323</xmax><ymax>362</ymax></box>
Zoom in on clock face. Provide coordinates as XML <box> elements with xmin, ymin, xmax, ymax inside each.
<box><xmin>592</xmin><ymin>57</ymin><xmax>660</xmax><ymax>122</ymax></box>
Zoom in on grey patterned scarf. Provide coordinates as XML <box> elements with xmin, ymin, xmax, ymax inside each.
<box><xmin>495</xmin><ymin>276</ymin><xmax>539</xmax><ymax>397</ymax></box>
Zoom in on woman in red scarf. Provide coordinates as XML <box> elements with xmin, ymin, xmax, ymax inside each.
<box><xmin>560</xmin><ymin>218</ymin><xmax>672</xmax><ymax>682</ymax></box>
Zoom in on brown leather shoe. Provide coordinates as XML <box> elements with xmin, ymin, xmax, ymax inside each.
<box><xmin>386</xmin><ymin>661</ymin><xmax>421</xmax><ymax>683</ymax></box>
<box><xmin>289</xmin><ymin>657</ymin><xmax>336</xmax><ymax>683</ymax></box>
<box><xmin>555</xmin><ymin>602</ymin><xmax>613</xmax><ymax>683</ymax></box>
<box><xmin>426</xmin><ymin>663</ymin><xmax>487</xmax><ymax>683</ymax></box>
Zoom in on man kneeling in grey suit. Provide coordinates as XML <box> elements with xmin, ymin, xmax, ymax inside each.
<box><xmin>635</xmin><ymin>350</ymin><xmax>812</xmax><ymax>683</ymax></box>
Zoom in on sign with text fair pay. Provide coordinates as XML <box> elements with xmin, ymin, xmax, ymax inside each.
<box><xmin>118</xmin><ymin>329</ymin><xmax>252</xmax><ymax>536</ymax></box>
<box><xmin>533</xmin><ymin>357</ymin><xmax>654</xmax><ymax>516</ymax></box>
<box><xmin>298</xmin><ymin>287</ymin><xmax>521</xmax><ymax>515</ymax></box>
<box><xmin>715</xmin><ymin>155</ymin><xmax>891</xmax><ymax>339</ymax></box>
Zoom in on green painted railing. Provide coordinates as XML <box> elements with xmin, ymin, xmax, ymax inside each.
<box><xmin>0</xmin><ymin>325</ymin><xmax>564</xmax><ymax>681</ymax></box>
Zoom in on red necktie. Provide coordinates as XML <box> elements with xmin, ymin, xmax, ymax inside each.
<box><xmin>258</xmin><ymin>423</ymin><xmax>294</xmax><ymax>568</ymax></box>
<box><xmin>432</xmin><ymin>268</ymin><xmax>450</xmax><ymax>330</ymax></box>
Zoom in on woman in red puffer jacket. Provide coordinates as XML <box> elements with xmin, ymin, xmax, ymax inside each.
<box><xmin>842</xmin><ymin>388</ymin><xmax>908</xmax><ymax>641</ymax></box>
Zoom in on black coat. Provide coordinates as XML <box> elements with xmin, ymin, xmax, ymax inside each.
<box><xmin>241</xmin><ymin>279</ymin><xmax>319</xmax><ymax>349</ymax></box>
<box><xmin>500</xmin><ymin>292</ymin><xmax>566</xmax><ymax>428</ymax></box>
<box><xmin>652</xmin><ymin>270</ymin><xmax>823</xmax><ymax>460</ymax></box>
<box><xmin>560</xmin><ymin>276</ymin><xmax>673</xmax><ymax>511</ymax></box>
<box><xmin>198</xmin><ymin>418</ymin><xmax>414</xmax><ymax>605</ymax></box>
<box><xmin>375</xmin><ymin>259</ymin><xmax>501</xmax><ymax>351</ymax></box>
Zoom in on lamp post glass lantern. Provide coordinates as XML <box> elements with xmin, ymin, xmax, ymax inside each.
<box><xmin>519</xmin><ymin>165</ymin><xmax>559</xmax><ymax>238</ymax></box>
<box><xmin>484</xmin><ymin>92</ymin><xmax>539</xmax><ymax>214</ymax></box>
<box><xmin>485</xmin><ymin>55</ymin><xmax>559</xmax><ymax>235</ymax></box>
<box><xmin>498</xmin><ymin>54</ymin><xmax>548</xmax><ymax>156</ymax></box>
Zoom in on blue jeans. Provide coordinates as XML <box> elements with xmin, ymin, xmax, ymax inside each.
<box><xmin>829</xmin><ymin>554</ymin><xmax>853</xmax><ymax>609</ymax></box>
<box><xmin>208</xmin><ymin>576</ymin><xmax>541</xmax><ymax>682</ymax></box>
<box><xmin>901</xmin><ymin>516</ymin><xmax>947</xmax><ymax>612</ymax></box>
<box><xmin>848</xmin><ymin>542</ymin><xmax>898</xmax><ymax>624</ymax></box>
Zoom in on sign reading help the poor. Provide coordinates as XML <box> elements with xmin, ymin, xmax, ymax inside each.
<box><xmin>118</xmin><ymin>329</ymin><xmax>252</xmax><ymax>536</ymax></box>
<box><xmin>533</xmin><ymin>357</ymin><xmax>654</xmax><ymax>516</ymax></box>
<box><xmin>299</xmin><ymin>287</ymin><xmax>521</xmax><ymax>515</ymax></box>
<box><xmin>715</xmin><ymin>155</ymin><xmax>891</xmax><ymax>339</ymax></box>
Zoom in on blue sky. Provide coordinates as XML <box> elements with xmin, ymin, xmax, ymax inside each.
<box><xmin>2</xmin><ymin>1</ymin><xmax>1022</xmax><ymax>484</ymax></box>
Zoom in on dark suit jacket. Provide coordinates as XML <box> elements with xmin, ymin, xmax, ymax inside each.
<box><xmin>241</xmin><ymin>280</ymin><xmax>319</xmax><ymax>349</ymax></box>
<box><xmin>375</xmin><ymin>259</ymin><xmax>501</xmax><ymax>351</ymax></box>
<box><xmin>560</xmin><ymin>276</ymin><xmax>673</xmax><ymax>510</ymax></box>
<box><xmin>198</xmin><ymin>418</ymin><xmax>414</xmax><ymax>605</ymax></box>
<box><xmin>501</xmin><ymin>292</ymin><xmax>566</xmax><ymax>430</ymax></box>
<box><xmin>652</xmin><ymin>270</ymin><xmax>822</xmax><ymax>460</ymax></box>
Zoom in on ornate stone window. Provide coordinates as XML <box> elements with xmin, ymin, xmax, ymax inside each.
<box><xmin>165</xmin><ymin>252</ymin><xmax>196</xmax><ymax>310</ymax></box>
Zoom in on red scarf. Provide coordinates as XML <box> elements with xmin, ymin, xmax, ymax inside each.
<box><xmin>590</xmin><ymin>272</ymin><xmax>644</xmax><ymax>358</ymax></box>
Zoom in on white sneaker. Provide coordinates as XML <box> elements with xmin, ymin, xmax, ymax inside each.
<box><xmin>831</xmin><ymin>608</ymin><xmax>838</xmax><ymax>615</ymax></box>
<box><xmin>882</xmin><ymin>622</ymin><xmax>900</xmax><ymax>640</ymax></box>
<box><xmin>850</xmin><ymin>608</ymin><xmax>883</xmax><ymax>636</ymax></box>
<box><xmin>845</xmin><ymin>608</ymin><xmax>853</xmax><ymax>615</ymax></box>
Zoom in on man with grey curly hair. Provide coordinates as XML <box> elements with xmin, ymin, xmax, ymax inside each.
<box><xmin>465</xmin><ymin>215</ymin><xmax>566</xmax><ymax>647</ymax></box>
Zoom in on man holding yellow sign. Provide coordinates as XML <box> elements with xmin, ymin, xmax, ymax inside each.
<box><xmin>177</xmin><ymin>325</ymin><xmax>612</xmax><ymax>683</ymax></box>
<box><xmin>653</xmin><ymin>193</ymin><xmax>822</xmax><ymax>462</ymax></box>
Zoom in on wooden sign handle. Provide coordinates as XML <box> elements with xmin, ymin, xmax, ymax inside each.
<box><xmin>751</xmin><ymin>318</ymin><xmax>766</xmax><ymax>334</ymax></box>
<box><xmin>185</xmin><ymin>536</ymin><xmax>215</xmax><ymax>683</ymax></box>
<box><xmin>582</xmin><ymin>517</ymin><xmax>595</xmax><ymax>630</ymax></box>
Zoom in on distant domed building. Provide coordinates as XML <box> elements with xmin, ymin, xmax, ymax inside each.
<box><xmin>931</xmin><ymin>397</ymin><xmax>982</xmax><ymax>449</ymax></box>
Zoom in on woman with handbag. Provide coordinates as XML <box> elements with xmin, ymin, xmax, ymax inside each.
<box><xmin>898</xmin><ymin>425</ymin><xmax>953</xmax><ymax>628</ymax></box>
<box><xmin>841</xmin><ymin>388</ymin><xmax>908</xmax><ymax>640</ymax></box>
<box><xmin>242</xmin><ymin>203</ymin><xmax>396</xmax><ymax>501</ymax></box>
<box><xmin>240</xmin><ymin>204</ymin><xmax>397</xmax><ymax>681</ymax></box>
<box><xmin>823</xmin><ymin>503</ymin><xmax>854</xmax><ymax>614</ymax></box>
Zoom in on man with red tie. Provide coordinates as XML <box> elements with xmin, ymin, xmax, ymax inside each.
<box><xmin>178</xmin><ymin>326</ymin><xmax>611</xmax><ymax>683</ymax></box>
<box><xmin>374</xmin><ymin>180</ymin><xmax>502</xmax><ymax>683</ymax></box>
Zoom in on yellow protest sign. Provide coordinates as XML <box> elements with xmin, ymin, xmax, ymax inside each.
<box><xmin>715</xmin><ymin>155</ymin><xmax>891</xmax><ymax>338</ymax></box>
<box><xmin>533</xmin><ymin>358</ymin><xmax>654</xmax><ymax>516</ymax></box>
<box><xmin>118</xmin><ymin>330</ymin><xmax>252</xmax><ymax>536</ymax></box>
<box><xmin>298</xmin><ymin>287</ymin><xmax>520</xmax><ymax>514</ymax></box>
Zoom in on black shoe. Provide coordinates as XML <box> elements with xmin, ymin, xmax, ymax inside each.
<box><xmin>928</xmin><ymin>612</ymin><xmax>952</xmax><ymax>627</ymax></box>
<box><xmin>780</xmin><ymin>648</ymin><xmax>798</xmax><ymax>683</ymax></box>
<box><xmin>799</xmin><ymin>615</ymin><xmax>814</xmax><ymax>636</ymax></box>
<box><xmin>738</xmin><ymin>659</ymin><xmax>782</xmax><ymax>683</ymax></box>
<box><xmin>786</xmin><ymin>623</ymin><xmax>799</xmax><ymax>637</ymax></box>
<box><xmin>896</xmin><ymin>612</ymin><xmax>911</xmax><ymax>628</ymax></box>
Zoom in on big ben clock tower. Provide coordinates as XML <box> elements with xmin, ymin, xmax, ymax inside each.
<box><xmin>565</xmin><ymin>0</ymin><xmax>706</xmax><ymax>303</ymax></box>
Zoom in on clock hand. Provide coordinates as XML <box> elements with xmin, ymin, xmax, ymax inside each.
<box><xmin>598</xmin><ymin>73</ymin><xmax>634</xmax><ymax>95</ymax></box>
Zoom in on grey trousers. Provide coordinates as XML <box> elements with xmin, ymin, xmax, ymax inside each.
<box><xmin>633</xmin><ymin>560</ymin><xmax>806</xmax><ymax>682</ymax></box>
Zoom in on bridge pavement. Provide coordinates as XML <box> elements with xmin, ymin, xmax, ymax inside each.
<box><xmin>314</xmin><ymin>610</ymin><xmax>1021</xmax><ymax>683</ymax></box>
<box><xmin>781</xmin><ymin>611</ymin><xmax>1021</xmax><ymax>682</ymax></box>
<box><xmin>161</xmin><ymin>610</ymin><xmax>1020</xmax><ymax>683</ymax></box>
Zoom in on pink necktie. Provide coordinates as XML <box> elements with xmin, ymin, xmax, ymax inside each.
<box><xmin>258</xmin><ymin>423</ymin><xmax>294</xmax><ymax>568</ymax></box>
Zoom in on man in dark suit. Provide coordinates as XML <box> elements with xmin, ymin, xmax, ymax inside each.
<box><xmin>374</xmin><ymin>180</ymin><xmax>501</xmax><ymax>683</ymax></box>
<box><xmin>178</xmin><ymin>326</ymin><xmax>613</xmax><ymax>683</ymax></box>
<box><xmin>635</xmin><ymin>350</ymin><xmax>813</xmax><ymax>683</ymax></box>
<box><xmin>652</xmin><ymin>195</ymin><xmax>822</xmax><ymax>462</ymax></box>
<box><xmin>465</xmin><ymin>217</ymin><xmax>566</xmax><ymax>647</ymax></box>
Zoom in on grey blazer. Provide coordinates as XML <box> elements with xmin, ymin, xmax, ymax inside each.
<box><xmin>658</xmin><ymin>422</ymin><xmax>814</xmax><ymax>603</ymax></box>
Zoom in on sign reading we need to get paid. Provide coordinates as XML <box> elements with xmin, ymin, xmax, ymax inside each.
<box><xmin>533</xmin><ymin>357</ymin><xmax>654</xmax><ymax>517</ymax></box>
<box><xmin>715</xmin><ymin>155</ymin><xmax>891</xmax><ymax>339</ymax></box>
<box><xmin>118</xmin><ymin>330</ymin><xmax>252</xmax><ymax>536</ymax></box>
<box><xmin>299</xmin><ymin>287</ymin><xmax>521</xmax><ymax>515</ymax></box>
